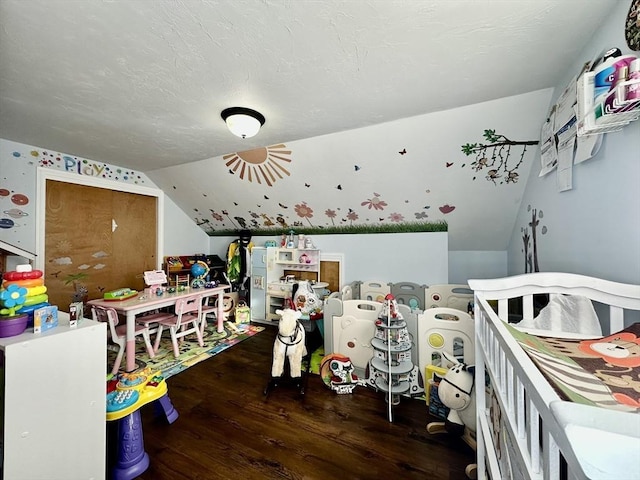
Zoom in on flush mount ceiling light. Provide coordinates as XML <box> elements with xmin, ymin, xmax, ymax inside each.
<box><xmin>221</xmin><ymin>107</ymin><xmax>265</xmax><ymax>139</ymax></box>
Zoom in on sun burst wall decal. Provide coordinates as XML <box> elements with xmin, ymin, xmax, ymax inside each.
<box><xmin>223</xmin><ymin>144</ymin><xmax>292</xmax><ymax>186</ymax></box>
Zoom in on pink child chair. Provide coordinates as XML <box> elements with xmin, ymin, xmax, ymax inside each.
<box><xmin>91</xmin><ymin>305</ymin><xmax>156</xmax><ymax>375</ymax></box>
<box><xmin>153</xmin><ymin>294</ymin><xmax>205</xmax><ymax>358</ymax></box>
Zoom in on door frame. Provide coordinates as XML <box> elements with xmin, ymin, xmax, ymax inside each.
<box><xmin>320</xmin><ymin>252</ymin><xmax>344</xmax><ymax>289</ymax></box>
<box><xmin>35</xmin><ymin>168</ymin><xmax>164</xmax><ymax>272</ymax></box>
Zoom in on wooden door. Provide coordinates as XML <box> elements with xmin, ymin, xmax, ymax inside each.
<box><xmin>45</xmin><ymin>180</ymin><xmax>157</xmax><ymax>310</ymax></box>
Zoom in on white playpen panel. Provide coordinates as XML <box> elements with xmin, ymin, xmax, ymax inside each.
<box><xmin>359</xmin><ymin>281</ymin><xmax>390</xmax><ymax>302</ymax></box>
<box><xmin>425</xmin><ymin>284</ymin><xmax>473</xmax><ymax>312</ymax></box>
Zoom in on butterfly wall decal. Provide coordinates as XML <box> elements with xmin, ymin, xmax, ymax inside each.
<box><xmin>399</xmin><ymin>148</ymin><xmax>407</xmax><ymax>155</ymax></box>
<box><xmin>337</xmin><ymin>185</ymin><xmax>342</xmax><ymax>190</ymax></box>
<box><xmin>354</xmin><ymin>165</ymin><xmax>361</xmax><ymax>171</ymax></box>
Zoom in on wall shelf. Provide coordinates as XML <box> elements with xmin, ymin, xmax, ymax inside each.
<box><xmin>577</xmin><ymin>71</ymin><xmax>640</xmax><ymax>136</ymax></box>
<box><xmin>275</xmin><ymin>248</ymin><xmax>320</xmax><ymax>273</ymax></box>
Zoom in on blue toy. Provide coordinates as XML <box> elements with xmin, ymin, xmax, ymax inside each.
<box><xmin>190</xmin><ymin>261</ymin><xmax>209</xmax><ymax>289</ymax></box>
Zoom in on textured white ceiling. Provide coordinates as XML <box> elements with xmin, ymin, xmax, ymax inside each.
<box><xmin>0</xmin><ymin>0</ymin><xmax>616</xmax><ymax>172</ymax></box>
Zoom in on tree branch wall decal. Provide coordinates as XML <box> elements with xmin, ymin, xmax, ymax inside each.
<box><xmin>461</xmin><ymin>129</ymin><xmax>538</xmax><ymax>185</ymax></box>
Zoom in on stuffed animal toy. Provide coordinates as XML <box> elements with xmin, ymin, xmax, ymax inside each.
<box><xmin>292</xmin><ymin>280</ymin><xmax>321</xmax><ymax>318</ymax></box>
<box><xmin>427</xmin><ymin>351</ymin><xmax>477</xmax><ymax>479</ymax></box>
<box><xmin>271</xmin><ymin>308</ymin><xmax>307</xmax><ymax>380</ymax></box>
<box><xmin>437</xmin><ymin>351</ymin><xmax>476</xmax><ymax>437</ymax></box>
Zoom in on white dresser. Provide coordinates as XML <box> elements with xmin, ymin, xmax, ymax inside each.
<box><xmin>0</xmin><ymin>315</ymin><xmax>106</xmax><ymax>479</ymax></box>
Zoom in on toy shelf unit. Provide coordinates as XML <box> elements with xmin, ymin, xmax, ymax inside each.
<box><xmin>365</xmin><ymin>299</ymin><xmax>422</xmax><ymax>422</ymax></box>
<box><xmin>275</xmin><ymin>248</ymin><xmax>320</xmax><ymax>277</ymax></box>
<box><xmin>163</xmin><ymin>254</ymin><xmax>226</xmax><ymax>287</ymax></box>
<box><xmin>577</xmin><ymin>70</ymin><xmax>640</xmax><ymax>136</ymax></box>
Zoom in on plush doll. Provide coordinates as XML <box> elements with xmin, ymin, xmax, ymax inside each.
<box><xmin>437</xmin><ymin>351</ymin><xmax>476</xmax><ymax>436</ymax></box>
<box><xmin>426</xmin><ymin>351</ymin><xmax>477</xmax><ymax>478</ymax></box>
<box><xmin>292</xmin><ymin>280</ymin><xmax>321</xmax><ymax>318</ymax></box>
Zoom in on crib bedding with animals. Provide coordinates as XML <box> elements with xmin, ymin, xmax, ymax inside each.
<box><xmin>507</xmin><ymin>322</ymin><xmax>640</xmax><ymax>412</ymax></box>
<box><xmin>468</xmin><ymin>272</ymin><xmax>640</xmax><ymax>480</ymax></box>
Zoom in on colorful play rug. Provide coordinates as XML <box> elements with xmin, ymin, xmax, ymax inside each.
<box><xmin>110</xmin><ymin>321</ymin><xmax>264</xmax><ymax>379</ymax></box>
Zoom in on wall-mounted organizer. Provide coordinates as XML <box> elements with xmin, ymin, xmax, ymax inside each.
<box><xmin>577</xmin><ymin>60</ymin><xmax>640</xmax><ymax>136</ymax></box>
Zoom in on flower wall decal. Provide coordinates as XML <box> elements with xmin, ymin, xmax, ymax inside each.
<box><xmin>361</xmin><ymin>193</ymin><xmax>388</xmax><ymax>211</ymax></box>
<box><xmin>294</xmin><ymin>202</ymin><xmax>315</xmax><ymax>227</ymax></box>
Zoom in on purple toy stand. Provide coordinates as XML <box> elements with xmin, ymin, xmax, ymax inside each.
<box><xmin>110</xmin><ymin>393</ymin><xmax>179</xmax><ymax>480</ymax></box>
<box><xmin>112</xmin><ymin>410</ymin><xmax>149</xmax><ymax>480</ymax></box>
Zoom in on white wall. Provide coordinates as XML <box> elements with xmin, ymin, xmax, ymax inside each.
<box><xmin>211</xmin><ymin>232</ymin><xmax>449</xmax><ymax>286</ymax></box>
<box><xmin>449</xmin><ymin>251</ymin><xmax>508</xmax><ymax>284</ymax></box>
<box><xmin>508</xmin><ymin>2</ymin><xmax>640</xmax><ymax>285</ymax></box>
<box><xmin>162</xmin><ymin>195</ymin><xmax>210</xmax><ymax>256</ymax></box>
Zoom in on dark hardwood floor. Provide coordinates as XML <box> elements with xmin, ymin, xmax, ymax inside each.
<box><xmin>123</xmin><ymin>324</ymin><xmax>475</xmax><ymax>480</ymax></box>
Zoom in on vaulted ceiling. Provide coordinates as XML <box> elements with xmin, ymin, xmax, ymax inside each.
<box><xmin>0</xmin><ymin>0</ymin><xmax>619</xmax><ymax>250</ymax></box>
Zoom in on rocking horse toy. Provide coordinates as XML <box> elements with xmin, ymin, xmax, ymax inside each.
<box><xmin>264</xmin><ymin>308</ymin><xmax>308</xmax><ymax>397</ymax></box>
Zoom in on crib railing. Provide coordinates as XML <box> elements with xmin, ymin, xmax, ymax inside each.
<box><xmin>475</xmin><ymin>294</ymin><xmax>567</xmax><ymax>480</ymax></box>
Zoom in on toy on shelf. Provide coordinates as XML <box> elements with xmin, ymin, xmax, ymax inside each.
<box><xmin>0</xmin><ymin>264</ymin><xmax>50</xmax><ymax>337</ymax></box>
<box><xmin>33</xmin><ymin>305</ymin><xmax>58</xmax><ymax>333</ymax></box>
<box><xmin>426</xmin><ymin>351</ymin><xmax>477</xmax><ymax>479</ymax></box>
<box><xmin>190</xmin><ymin>260</ymin><xmax>209</xmax><ymax>289</ymax></box>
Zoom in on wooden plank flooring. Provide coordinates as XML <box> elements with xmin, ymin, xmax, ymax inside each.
<box><xmin>121</xmin><ymin>324</ymin><xmax>475</xmax><ymax>480</ymax></box>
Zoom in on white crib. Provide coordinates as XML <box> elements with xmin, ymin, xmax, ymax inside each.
<box><xmin>469</xmin><ymin>272</ymin><xmax>640</xmax><ymax>480</ymax></box>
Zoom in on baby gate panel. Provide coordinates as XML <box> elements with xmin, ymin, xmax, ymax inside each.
<box><xmin>417</xmin><ymin>307</ymin><xmax>475</xmax><ymax>384</ymax></box>
<box><xmin>359</xmin><ymin>281</ymin><xmax>390</xmax><ymax>302</ymax></box>
<box><xmin>330</xmin><ymin>300</ymin><xmax>382</xmax><ymax>375</ymax></box>
<box><xmin>391</xmin><ymin>281</ymin><xmax>427</xmax><ymax>311</ymax></box>
<box><xmin>424</xmin><ymin>284</ymin><xmax>474</xmax><ymax>312</ymax></box>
